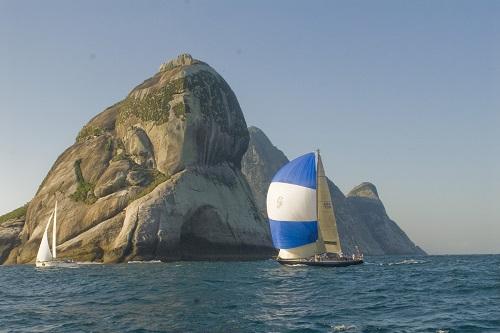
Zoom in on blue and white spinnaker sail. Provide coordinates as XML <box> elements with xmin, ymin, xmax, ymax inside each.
<box><xmin>266</xmin><ymin>152</ymin><xmax>319</xmax><ymax>259</ymax></box>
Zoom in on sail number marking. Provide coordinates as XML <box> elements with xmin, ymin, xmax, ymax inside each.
<box><xmin>276</xmin><ymin>196</ymin><xmax>284</xmax><ymax>209</ymax></box>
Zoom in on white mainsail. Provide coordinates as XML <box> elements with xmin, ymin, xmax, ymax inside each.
<box><xmin>316</xmin><ymin>152</ymin><xmax>342</xmax><ymax>254</ymax></box>
<box><xmin>36</xmin><ymin>212</ymin><xmax>54</xmax><ymax>263</ymax></box>
<box><xmin>52</xmin><ymin>201</ymin><xmax>57</xmax><ymax>259</ymax></box>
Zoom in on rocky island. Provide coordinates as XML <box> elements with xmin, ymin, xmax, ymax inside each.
<box><xmin>0</xmin><ymin>54</ymin><xmax>425</xmax><ymax>264</ymax></box>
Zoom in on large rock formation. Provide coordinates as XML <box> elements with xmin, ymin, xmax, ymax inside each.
<box><xmin>241</xmin><ymin>127</ymin><xmax>426</xmax><ymax>255</ymax></box>
<box><xmin>0</xmin><ymin>54</ymin><xmax>273</xmax><ymax>264</ymax></box>
<box><xmin>0</xmin><ymin>54</ymin><xmax>425</xmax><ymax>264</ymax></box>
<box><xmin>347</xmin><ymin>183</ymin><xmax>426</xmax><ymax>255</ymax></box>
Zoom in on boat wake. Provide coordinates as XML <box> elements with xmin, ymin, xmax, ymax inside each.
<box><xmin>331</xmin><ymin>324</ymin><xmax>357</xmax><ymax>332</ymax></box>
<box><xmin>386</xmin><ymin>259</ymin><xmax>427</xmax><ymax>266</ymax></box>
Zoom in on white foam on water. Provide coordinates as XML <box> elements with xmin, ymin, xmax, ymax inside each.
<box><xmin>387</xmin><ymin>259</ymin><xmax>427</xmax><ymax>266</ymax></box>
<box><xmin>331</xmin><ymin>324</ymin><xmax>356</xmax><ymax>332</ymax></box>
<box><xmin>127</xmin><ymin>260</ymin><xmax>163</xmax><ymax>264</ymax></box>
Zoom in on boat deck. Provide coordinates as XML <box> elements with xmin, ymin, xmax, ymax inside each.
<box><xmin>277</xmin><ymin>258</ymin><xmax>364</xmax><ymax>267</ymax></box>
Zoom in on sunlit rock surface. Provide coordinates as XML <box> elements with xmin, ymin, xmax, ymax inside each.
<box><xmin>1</xmin><ymin>54</ymin><xmax>273</xmax><ymax>264</ymax></box>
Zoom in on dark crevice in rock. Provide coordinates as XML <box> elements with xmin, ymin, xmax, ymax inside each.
<box><xmin>123</xmin><ymin>207</ymin><xmax>140</xmax><ymax>261</ymax></box>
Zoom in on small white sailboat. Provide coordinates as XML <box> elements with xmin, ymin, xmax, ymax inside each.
<box><xmin>36</xmin><ymin>201</ymin><xmax>76</xmax><ymax>268</ymax></box>
<box><xmin>266</xmin><ymin>151</ymin><xmax>363</xmax><ymax>267</ymax></box>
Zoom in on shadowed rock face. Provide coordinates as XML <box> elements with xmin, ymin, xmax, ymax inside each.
<box><xmin>0</xmin><ymin>218</ymin><xmax>25</xmax><ymax>263</ymax></box>
<box><xmin>0</xmin><ymin>54</ymin><xmax>273</xmax><ymax>264</ymax></box>
<box><xmin>346</xmin><ymin>183</ymin><xmax>426</xmax><ymax>255</ymax></box>
<box><xmin>241</xmin><ymin>127</ymin><xmax>426</xmax><ymax>256</ymax></box>
<box><xmin>241</xmin><ymin>127</ymin><xmax>288</xmax><ymax>217</ymax></box>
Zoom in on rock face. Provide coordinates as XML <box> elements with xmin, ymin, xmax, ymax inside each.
<box><xmin>1</xmin><ymin>54</ymin><xmax>273</xmax><ymax>264</ymax></box>
<box><xmin>346</xmin><ymin>183</ymin><xmax>426</xmax><ymax>255</ymax></box>
<box><xmin>0</xmin><ymin>218</ymin><xmax>25</xmax><ymax>263</ymax></box>
<box><xmin>241</xmin><ymin>127</ymin><xmax>426</xmax><ymax>256</ymax></box>
<box><xmin>241</xmin><ymin>127</ymin><xmax>288</xmax><ymax>217</ymax></box>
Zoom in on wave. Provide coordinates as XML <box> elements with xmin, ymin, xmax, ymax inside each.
<box><xmin>386</xmin><ymin>259</ymin><xmax>427</xmax><ymax>266</ymax></box>
<box><xmin>331</xmin><ymin>324</ymin><xmax>357</xmax><ymax>332</ymax></box>
<box><xmin>127</xmin><ymin>260</ymin><xmax>163</xmax><ymax>264</ymax></box>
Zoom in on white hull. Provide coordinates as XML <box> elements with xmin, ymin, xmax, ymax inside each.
<box><xmin>35</xmin><ymin>260</ymin><xmax>78</xmax><ymax>268</ymax></box>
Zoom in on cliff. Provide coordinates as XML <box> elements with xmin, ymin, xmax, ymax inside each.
<box><xmin>1</xmin><ymin>54</ymin><xmax>274</xmax><ymax>264</ymax></box>
<box><xmin>346</xmin><ymin>183</ymin><xmax>426</xmax><ymax>255</ymax></box>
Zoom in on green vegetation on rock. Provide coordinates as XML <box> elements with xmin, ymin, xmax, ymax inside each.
<box><xmin>116</xmin><ymin>68</ymin><xmax>245</xmax><ymax>139</ymax></box>
<box><xmin>118</xmin><ymin>77</ymin><xmax>186</xmax><ymax>125</ymax></box>
<box><xmin>0</xmin><ymin>203</ymin><xmax>28</xmax><ymax>224</ymax></box>
<box><xmin>172</xmin><ymin>102</ymin><xmax>186</xmax><ymax>118</ymax></box>
<box><xmin>128</xmin><ymin>170</ymin><xmax>169</xmax><ymax>204</ymax></box>
<box><xmin>76</xmin><ymin>125</ymin><xmax>104</xmax><ymax>143</ymax></box>
<box><xmin>70</xmin><ymin>159</ymin><xmax>97</xmax><ymax>204</ymax></box>
<box><xmin>105</xmin><ymin>137</ymin><xmax>113</xmax><ymax>152</ymax></box>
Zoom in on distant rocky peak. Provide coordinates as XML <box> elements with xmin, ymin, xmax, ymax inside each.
<box><xmin>248</xmin><ymin>126</ymin><xmax>266</xmax><ymax>136</ymax></box>
<box><xmin>159</xmin><ymin>53</ymin><xmax>200</xmax><ymax>71</ymax></box>
<box><xmin>347</xmin><ymin>182</ymin><xmax>380</xmax><ymax>200</ymax></box>
<box><xmin>247</xmin><ymin>127</ymin><xmax>280</xmax><ymax>152</ymax></box>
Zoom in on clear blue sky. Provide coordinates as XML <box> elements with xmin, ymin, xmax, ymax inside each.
<box><xmin>1</xmin><ymin>0</ymin><xmax>499</xmax><ymax>254</ymax></box>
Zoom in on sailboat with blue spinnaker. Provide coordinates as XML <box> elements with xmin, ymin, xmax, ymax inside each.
<box><xmin>266</xmin><ymin>151</ymin><xmax>363</xmax><ymax>267</ymax></box>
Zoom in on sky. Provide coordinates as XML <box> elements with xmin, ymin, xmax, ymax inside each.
<box><xmin>1</xmin><ymin>0</ymin><xmax>499</xmax><ymax>254</ymax></box>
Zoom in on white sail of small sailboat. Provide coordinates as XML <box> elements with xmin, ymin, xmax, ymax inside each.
<box><xmin>36</xmin><ymin>200</ymin><xmax>76</xmax><ymax>268</ymax></box>
<box><xmin>266</xmin><ymin>151</ymin><xmax>363</xmax><ymax>267</ymax></box>
<box><xmin>36</xmin><ymin>212</ymin><xmax>54</xmax><ymax>264</ymax></box>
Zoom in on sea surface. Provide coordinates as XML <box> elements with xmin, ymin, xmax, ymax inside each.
<box><xmin>0</xmin><ymin>255</ymin><xmax>498</xmax><ymax>333</ymax></box>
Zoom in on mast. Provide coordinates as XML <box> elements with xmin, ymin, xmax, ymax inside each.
<box><xmin>316</xmin><ymin>150</ymin><xmax>342</xmax><ymax>254</ymax></box>
<box><xmin>315</xmin><ymin>150</ymin><xmax>326</xmax><ymax>254</ymax></box>
<box><xmin>52</xmin><ymin>200</ymin><xmax>57</xmax><ymax>259</ymax></box>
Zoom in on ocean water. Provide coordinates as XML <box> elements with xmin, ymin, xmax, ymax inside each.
<box><xmin>0</xmin><ymin>255</ymin><xmax>498</xmax><ymax>333</ymax></box>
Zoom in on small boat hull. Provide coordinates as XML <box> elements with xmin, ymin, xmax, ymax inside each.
<box><xmin>36</xmin><ymin>260</ymin><xmax>78</xmax><ymax>268</ymax></box>
<box><xmin>277</xmin><ymin>258</ymin><xmax>364</xmax><ymax>267</ymax></box>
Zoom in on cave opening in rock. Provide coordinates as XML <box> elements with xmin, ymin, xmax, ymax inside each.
<box><xmin>179</xmin><ymin>205</ymin><xmax>238</xmax><ymax>260</ymax></box>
